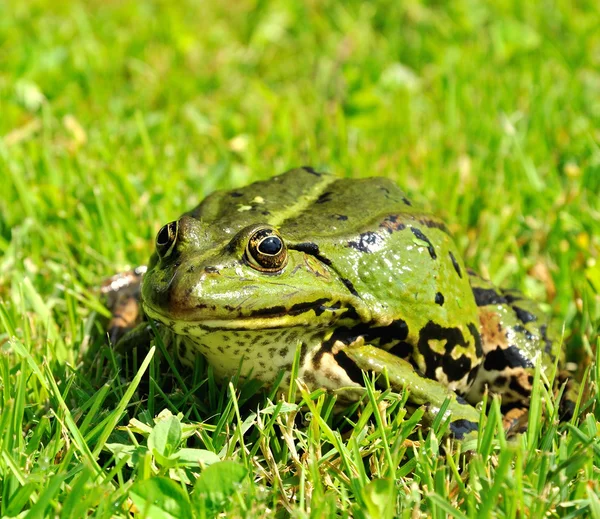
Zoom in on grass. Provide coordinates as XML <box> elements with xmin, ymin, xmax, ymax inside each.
<box><xmin>1</xmin><ymin>0</ymin><xmax>599</xmax><ymax>516</ymax></box>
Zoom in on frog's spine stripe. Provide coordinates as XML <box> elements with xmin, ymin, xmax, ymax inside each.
<box><xmin>409</xmin><ymin>227</ymin><xmax>437</xmax><ymax>259</ymax></box>
<box><xmin>417</xmin><ymin>321</ymin><xmax>480</xmax><ymax>382</ymax></box>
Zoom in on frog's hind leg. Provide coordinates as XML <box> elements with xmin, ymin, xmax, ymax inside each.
<box><xmin>340</xmin><ymin>343</ymin><xmax>480</xmax><ymax>441</ymax></box>
<box><xmin>466</xmin><ymin>272</ymin><xmax>572</xmax><ymax>434</ymax></box>
<box><xmin>101</xmin><ymin>266</ymin><xmax>147</xmax><ymax>344</ymax></box>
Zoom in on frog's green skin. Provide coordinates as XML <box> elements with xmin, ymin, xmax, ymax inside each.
<box><xmin>133</xmin><ymin>167</ymin><xmax>569</xmax><ymax>440</ymax></box>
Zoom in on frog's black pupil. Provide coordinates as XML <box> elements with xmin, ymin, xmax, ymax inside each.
<box><xmin>157</xmin><ymin>225</ymin><xmax>170</xmax><ymax>246</ymax></box>
<box><xmin>259</xmin><ymin>236</ymin><xmax>282</xmax><ymax>255</ymax></box>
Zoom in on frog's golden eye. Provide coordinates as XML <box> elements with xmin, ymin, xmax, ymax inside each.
<box><xmin>156</xmin><ymin>221</ymin><xmax>178</xmax><ymax>259</ymax></box>
<box><xmin>245</xmin><ymin>227</ymin><xmax>288</xmax><ymax>272</ymax></box>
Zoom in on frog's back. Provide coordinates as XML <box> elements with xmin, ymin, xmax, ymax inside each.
<box><xmin>188</xmin><ymin>167</ymin><xmax>421</xmax><ymax>240</ymax></box>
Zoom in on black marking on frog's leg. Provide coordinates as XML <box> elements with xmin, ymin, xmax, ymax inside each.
<box><xmin>483</xmin><ymin>346</ymin><xmax>534</xmax><ymax>371</ymax></box>
<box><xmin>316</xmin><ymin>191</ymin><xmax>333</xmax><ymax>204</ymax></box>
<box><xmin>513</xmin><ymin>306</ymin><xmax>537</xmax><ymax>324</ymax></box>
<box><xmin>449</xmin><ymin>251</ymin><xmax>462</xmax><ymax>278</ymax></box>
<box><xmin>388</xmin><ymin>341</ymin><xmax>412</xmax><ymax>359</ymax></box>
<box><xmin>435</xmin><ymin>292</ymin><xmax>445</xmax><ymax>306</ymax></box>
<box><xmin>302</xmin><ymin>166</ymin><xmax>322</xmax><ymax>176</ymax></box>
<box><xmin>378</xmin><ymin>319</ymin><xmax>409</xmax><ymax>346</ymax></box>
<box><xmin>347</xmin><ymin>232</ymin><xmax>384</xmax><ymax>253</ymax></box>
<box><xmin>417</xmin><ymin>321</ymin><xmax>475</xmax><ymax>382</ymax></box>
<box><xmin>402</xmin><ymin>197</ymin><xmax>412</xmax><ymax>206</ymax></box>
<box><xmin>410</xmin><ymin>227</ymin><xmax>437</xmax><ymax>259</ymax></box>
<box><xmin>455</xmin><ymin>395</ymin><xmax>469</xmax><ymax>405</ymax></box>
<box><xmin>333</xmin><ymin>350</ymin><xmax>364</xmax><ymax>385</ymax></box>
<box><xmin>449</xmin><ymin>418</ymin><xmax>479</xmax><ymax>440</ymax></box>
<box><xmin>472</xmin><ymin>287</ymin><xmax>507</xmax><ymax>306</ymax></box>
<box><xmin>509</xmin><ymin>377</ymin><xmax>531</xmax><ymax>397</ymax></box>
<box><xmin>314</xmin><ymin>318</ymin><xmax>409</xmax><ymax>369</ymax></box>
<box><xmin>230</xmin><ymin>191</ymin><xmax>244</xmax><ymax>198</ymax></box>
<box><xmin>334</xmin><ymin>214</ymin><xmax>348</xmax><ymax>221</ymax></box>
<box><xmin>262</xmin><ymin>210</ymin><xmax>271</xmax><ymax>216</ymax></box>
<box><xmin>467</xmin><ymin>323</ymin><xmax>483</xmax><ymax>358</ymax></box>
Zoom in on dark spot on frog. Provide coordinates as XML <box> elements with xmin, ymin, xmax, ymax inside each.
<box><xmin>378</xmin><ymin>320</ymin><xmax>409</xmax><ymax>346</ymax></box>
<box><xmin>513</xmin><ymin>324</ymin><xmax>535</xmax><ymax>341</ymax></box>
<box><xmin>380</xmin><ymin>214</ymin><xmax>406</xmax><ymax>234</ymax></box>
<box><xmin>449</xmin><ymin>419</ymin><xmax>478</xmax><ymax>439</ymax></box>
<box><xmin>187</xmin><ymin>265</ymin><xmax>195</xmax><ymax>273</ymax></box>
<box><xmin>493</xmin><ymin>375</ymin><xmax>507</xmax><ymax>387</ymax></box>
<box><xmin>503</xmin><ymin>292</ymin><xmax>523</xmax><ymax>304</ymax></box>
<box><xmin>302</xmin><ymin>166</ymin><xmax>322</xmax><ymax>176</ymax></box>
<box><xmin>468</xmin><ymin>323</ymin><xmax>483</xmax><ymax>357</ymax></box>
<box><xmin>483</xmin><ymin>345</ymin><xmax>533</xmax><ymax>371</ymax></box>
<box><xmin>262</xmin><ymin>211</ymin><xmax>271</xmax><ymax>216</ymax></box>
<box><xmin>388</xmin><ymin>341</ymin><xmax>412</xmax><ymax>359</ymax></box>
<box><xmin>455</xmin><ymin>395</ymin><xmax>468</xmax><ymax>405</ymax></box>
<box><xmin>513</xmin><ymin>306</ymin><xmax>537</xmax><ymax>324</ymax></box>
<box><xmin>279</xmin><ymin>347</ymin><xmax>289</xmax><ymax>358</ymax></box>
<box><xmin>205</xmin><ymin>266</ymin><xmax>220</xmax><ymax>274</ymax></box>
<box><xmin>317</xmin><ymin>191</ymin><xmax>333</xmax><ymax>204</ymax></box>
<box><xmin>449</xmin><ymin>251</ymin><xmax>462</xmax><ymax>278</ymax></box>
<box><xmin>540</xmin><ymin>325</ymin><xmax>553</xmax><ymax>355</ymax></box>
<box><xmin>435</xmin><ymin>292</ymin><xmax>445</xmax><ymax>306</ymax></box>
<box><xmin>230</xmin><ymin>192</ymin><xmax>243</xmax><ymax>198</ymax></box>
<box><xmin>410</xmin><ymin>227</ymin><xmax>436</xmax><ymax>259</ymax></box>
<box><xmin>334</xmin><ymin>214</ymin><xmax>348</xmax><ymax>221</ymax></box>
<box><xmin>402</xmin><ymin>197</ymin><xmax>412</xmax><ymax>206</ymax></box>
<box><xmin>333</xmin><ymin>350</ymin><xmax>364</xmax><ymax>385</ymax></box>
<box><xmin>508</xmin><ymin>378</ymin><xmax>530</xmax><ymax>397</ymax></box>
<box><xmin>340</xmin><ymin>277</ymin><xmax>360</xmax><ymax>298</ymax></box>
<box><xmin>348</xmin><ymin>231</ymin><xmax>383</xmax><ymax>253</ymax></box>
<box><xmin>178</xmin><ymin>342</ymin><xmax>187</xmax><ymax>359</ymax></box>
<box><xmin>417</xmin><ymin>321</ymin><xmax>477</xmax><ymax>382</ymax></box>
<box><xmin>314</xmin><ymin>319</ymin><xmax>409</xmax><ymax>368</ymax></box>
<box><xmin>472</xmin><ymin>287</ymin><xmax>507</xmax><ymax>306</ymax></box>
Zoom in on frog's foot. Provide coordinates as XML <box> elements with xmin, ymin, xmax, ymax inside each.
<box><xmin>101</xmin><ymin>267</ymin><xmax>146</xmax><ymax>344</ymax></box>
<box><xmin>340</xmin><ymin>343</ymin><xmax>480</xmax><ymax>441</ymax></box>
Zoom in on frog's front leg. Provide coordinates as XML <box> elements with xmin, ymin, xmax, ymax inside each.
<box><xmin>340</xmin><ymin>342</ymin><xmax>480</xmax><ymax>441</ymax></box>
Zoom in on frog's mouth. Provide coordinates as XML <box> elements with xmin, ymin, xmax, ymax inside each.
<box><xmin>143</xmin><ymin>299</ymin><xmax>358</xmax><ymax>333</ymax></box>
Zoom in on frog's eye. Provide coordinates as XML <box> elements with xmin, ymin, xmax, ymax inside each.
<box><xmin>245</xmin><ymin>227</ymin><xmax>288</xmax><ymax>272</ymax></box>
<box><xmin>156</xmin><ymin>221</ymin><xmax>178</xmax><ymax>259</ymax></box>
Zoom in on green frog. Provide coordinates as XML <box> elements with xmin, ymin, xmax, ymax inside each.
<box><xmin>108</xmin><ymin>167</ymin><xmax>577</xmax><ymax>440</ymax></box>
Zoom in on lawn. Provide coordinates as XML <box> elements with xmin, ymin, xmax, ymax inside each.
<box><xmin>1</xmin><ymin>0</ymin><xmax>599</xmax><ymax>517</ymax></box>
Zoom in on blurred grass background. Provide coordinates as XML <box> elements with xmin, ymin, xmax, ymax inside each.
<box><xmin>1</xmin><ymin>0</ymin><xmax>599</xmax><ymax>517</ymax></box>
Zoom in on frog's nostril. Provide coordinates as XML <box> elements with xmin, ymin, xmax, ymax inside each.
<box><xmin>156</xmin><ymin>221</ymin><xmax>178</xmax><ymax>258</ymax></box>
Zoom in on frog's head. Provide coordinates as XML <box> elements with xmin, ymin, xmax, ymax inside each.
<box><xmin>142</xmin><ymin>215</ymin><xmax>369</xmax><ymax>333</ymax></box>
